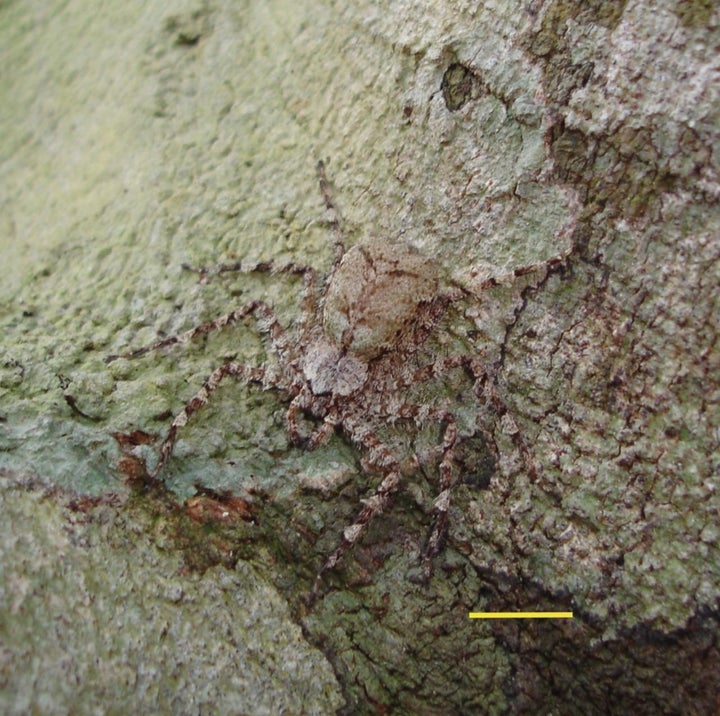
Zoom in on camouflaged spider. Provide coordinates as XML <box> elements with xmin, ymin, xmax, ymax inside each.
<box><xmin>107</xmin><ymin>162</ymin><xmax>570</xmax><ymax>599</ymax></box>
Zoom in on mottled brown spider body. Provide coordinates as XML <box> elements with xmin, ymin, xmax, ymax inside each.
<box><xmin>106</xmin><ymin>163</ymin><xmax>569</xmax><ymax>599</ymax></box>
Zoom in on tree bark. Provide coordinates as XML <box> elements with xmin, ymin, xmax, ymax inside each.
<box><xmin>1</xmin><ymin>0</ymin><xmax>718</xmax><ymax>713</ymax></box>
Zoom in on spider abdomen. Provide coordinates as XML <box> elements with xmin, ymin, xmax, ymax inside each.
<box><xmin>323</xmin><ymin>239</ymin><xmax>438</xmax><ymax>359</ymax></box>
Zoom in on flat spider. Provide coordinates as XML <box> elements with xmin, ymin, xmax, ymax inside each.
<box><xmin>107</xmin><ymin>162</ymin><xmax>570</xmax><ymax>599</ymax></box>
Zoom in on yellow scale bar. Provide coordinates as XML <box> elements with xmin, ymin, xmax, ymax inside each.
<box><xmin>469</xmin><ymin>612</ymin><xmax>574</xmax><ymax>619</ymax></box>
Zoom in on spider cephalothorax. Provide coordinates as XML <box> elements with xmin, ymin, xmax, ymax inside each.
<box><xmin>107</xmin><ymin>163</ymin><xmax>569</xmax><ymax>599</ymax></box>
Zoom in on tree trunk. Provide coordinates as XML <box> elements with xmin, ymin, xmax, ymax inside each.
<box><xmin>1</xmin><ymin>0</ymin><xmax>718</xmax><ymax>713</ymax></box>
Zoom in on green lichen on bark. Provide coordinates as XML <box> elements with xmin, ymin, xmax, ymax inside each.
<box><xmin>1</xmin><ymin>0</ymin><xmax>718</xmax><ymax>713</ymax></box>
<box><xmin>0</xmin><ymin>474</ymin><xmax>343</xmax><ymax>714</ymax></box>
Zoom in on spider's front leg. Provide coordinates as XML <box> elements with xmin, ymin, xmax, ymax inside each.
<box><xmin>391</xmin><ymin>403</ymin><xmax>461</xmax><ymax>578</ymax></box>
<box><xmin>310</xmin><ymin>414</ymin><xmax>404</xmax><ymax>601</ymax></box>
<box><xmin>406</xmin><ymin>353</ymin><xmax>538</xmax><ymax>481</ymax></box>
<box><xmin>106</xmin><ymin>299</ymin><xmax>296</xmax><ymax>479</ymax></box>
<box><xmin>286</xmin><ymin>388</ymin><xmax>338</xmax><ymax>450</ymax></box>
<box><xmin>150</xmin><ymin>362</ymin><xmax>268</xmax><ymax>479</ymax></box>
<box><xmin>396</xmin><ymin>352</ymin><xmax>501</xmax><ymax>470</ymax></box>
<box><xmin>310</xmin><ymin>403</ymin><xmax>463</xmax><ymax>600</ymax></box>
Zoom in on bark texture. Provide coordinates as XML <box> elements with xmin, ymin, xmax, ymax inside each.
<box><xmin>1</xmin><ymin>0</ymin><xmax>718</xmax><ymax>713</ymax></box>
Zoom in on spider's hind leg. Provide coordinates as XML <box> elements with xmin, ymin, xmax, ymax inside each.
<box><xmin>181</xmin><ymin>259</ymin><xmax>320</xmax><ymax>344</ymax></box>
<box><xmin>106</xmin><ymin>300</ymin><xmax>293</xmax><ymax>367</ymax></box>
<box><xmin>315</xmin><ymin>159</ymin><xmax>347</xmax><ymax>296</ymax></box>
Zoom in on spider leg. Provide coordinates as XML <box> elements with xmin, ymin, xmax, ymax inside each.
<box><xmin>310</xmin><ymin>416</ymin><xmax>403</xmax><ymax>600</ymax></box>
<box><xmin>391</xmin><ymin>404</ymin><xmax>460</xmax><ymax>578</ymax></box>
<box><xmin>316</xmin><ymin>159</ymin><xmax>344</xmax><ymax>255</ymax></box>
<box><xmin>392</xmin><ymin>295</ymin><xmax>453</xmax><ymax>360</ymax></box>
<box><xmin>181</xmin><ymin>259</ymin><xmax>319</xmax><ymax>342</ymax></box>
<box><xmin>483</xmin><ymin>378</ymin><xmax>539</xmax><ymax>482</ymax></box>
<box><xmin>398</xmin><ymin>353</ymin><xmax>537</xmax><ymax>480</ymax></box>
<box><xmin>467</xmin><ymin>242</ymin><xmax>574</xmax><ymax>292</ymax></box>
<box><xmin>426</xmin><ymin>417</ymin><xmax>457</xmax><ymax>573</ymax></box>
<box><xmin>417</xmin><ymin>354</ymin><xmax>537</xmax><ymax>478</ymax></box>
<box><xmin>286</xmin><ymin>388</ymin><xmax>337</xmax><ymax>449</ymax></box>
<box><xmin>149</xmin><ymin>362</ymin><xmax>268</xmax><ymax>479</ymax></box>
<box><xmin>398</xmin><ymin>353</ymin><xmax>489</xmax><ymax>390</ymax></box>
<box><xmin>315</xmin><ymin>159</ymin><xmax>346</xmax><ymax>300</ymax></box>
<box><xmin>105</xmin><ymin>300</ymin><xmax>295</xmax><ymax>368</ymax></box>
<box><xmin>392</xmin><ymin>353</ymin><xmax>500</xmax><ymax>461</ymax></box>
